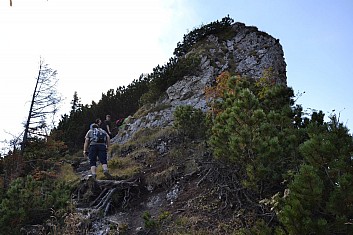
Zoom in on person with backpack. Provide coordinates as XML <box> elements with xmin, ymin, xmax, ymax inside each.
<box><xmin>83</xmin><ymin>123</ymin><xmax>112</xmax><ymax>179</ymax></box>
<box><xmin>115</xmin><ymin>117</ymin><xmax>125</xmax><ymax>129</ymax></box>
<box><xmin>90</xmin><ymin>118</ymin><xmax>102</xmax><ymax>130</ymax></box>
<box><xmin>110</xmin><ymin>117</ymin><xmax>125</xmax><ymax>136</ymax></box>
<box><xmin>101</xmin><ymin>114</ymin><xmax>112</xmax><ymax>138</ymax></box>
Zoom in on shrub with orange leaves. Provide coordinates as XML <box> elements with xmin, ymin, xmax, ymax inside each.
<box><xmin>205</xmin><ymin>71</ymin><xmax>243</xmax><ymax>117</ymax></box>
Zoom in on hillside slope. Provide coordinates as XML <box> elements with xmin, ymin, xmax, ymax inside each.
<box><xmin>70</xmin><ymin>21</ymin><xmax>288</xmax><ymax>234</ymax></box>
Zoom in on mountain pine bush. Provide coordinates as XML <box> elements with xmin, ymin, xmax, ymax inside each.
<box><xmin>207</xmin><ymin>71</ymin><xmax>353</xmax><ymax>233</ymax></box>
<box><xmin>0</xmin><ymin>175</ymin><xmax>72</xmax><ymax>234</ymax></box>
<box><xmin>173</xmin><ymin>105</ymin><xmax>207</xmax><ymax>139</ymax></box>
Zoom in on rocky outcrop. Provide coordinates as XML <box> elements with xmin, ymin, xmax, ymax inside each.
<box><xmin>112</xmin><ymin>22</ymin><xmax>287</xmax><ymax>145</ymax></box>
<box><xmin>69</xmin><ymin>22</ymin><xmax>289</xmax><ymax>234</ymax></box>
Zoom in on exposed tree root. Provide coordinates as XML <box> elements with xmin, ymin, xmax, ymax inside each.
<box><xmin>197</xmin><ymin>160</ymin><xmax>277</xmax><ymax>229</ymax></box>
<box><xmin>72</xmin><ymin>177</ymin><xmax>140</xmax><ymax>217</ymax></box>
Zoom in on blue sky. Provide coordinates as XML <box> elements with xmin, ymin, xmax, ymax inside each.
<box><xmin>0</xmin><ymin>0</ymin><xmax>352</xmax><ymax>152</ymax></box>
<box><xmin>188</xmin><ymin>0</ymin><xmax>353</xmax><ymax>127</ymax></box>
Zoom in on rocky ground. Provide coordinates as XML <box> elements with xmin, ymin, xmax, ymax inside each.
<box><xmin>72</xmin><ymin>132</ymin><xmax>238</xmax><ymax>235</ymax></box>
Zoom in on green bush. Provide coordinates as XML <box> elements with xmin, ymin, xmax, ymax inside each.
<box><xmin>139</xmin><ymin>55</ymin><xmax>201</xmax><ymax>106</ymax></box>
<box><xmin>209</xmin><ymin>82</ymin><xmax>298</xmax><ymax>194</ymax></box>
<box><xmin>143</xmin><ymin>211</ymin><xmax>158</xmax><ymax>229</ymax></box>
<box><xmin>278</xmin><ymin>116</ymin><xmax>353</xmax><ymax>234</ymax></box>
<box><xmin>174</xmin><ymin>15</ymin><xmax>234</xmax><ymax>57</ymax></box>
<box><xmin>173</xmin><ymin>105</ymin><xmax>207</xmax><ymax>139</ymax></box>
<box><xmin>0</xmin><ymin>175</ymin><xmax>71</xmax><ymax>234</ymax></box>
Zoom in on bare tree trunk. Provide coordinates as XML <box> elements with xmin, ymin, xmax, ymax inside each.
<box><xmin>21</xmin><ymin>62</ymin><xmax>42</xmax><ymax>155</ymax></box>
<box><xmin>20</xmin><ymin>59</ymin><xmax>60</xmax><ymax>155</ymax></box>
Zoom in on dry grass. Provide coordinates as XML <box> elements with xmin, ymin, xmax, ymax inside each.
<box><xmin>145</xmin><ymin>165</ymin><xmax>178</xmax><ymax>189</ymax></box>
<box><xmin>57</xmin><ymin>163</ymin><xmax>80</xmax><ymax>183</ymax></box>
<box><xmin>96</xmin><ymin>156</ymin><xmax>142</xmax><ymax>179</ymax></box>
<box><xmin>133</xmin><ymin>104</ymin><xmax>153</xmax><ymax>119</ymax></box>
<box><xmin>130</xmin><ymin>126</ymin><xmax>176</xmax><ymax>145</ymax></box>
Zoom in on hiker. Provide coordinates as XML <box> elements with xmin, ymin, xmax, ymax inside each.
<box><xmin>119</xmin><ymin>116</ymin><xmax>132</xmax><ymax>130</ymax></box>
<box><xmin>101</xmin><ymin>114</ymin><xmax>112</xmax><ymax>138</ymax></box>
<box><xmin>90</xmin><ymin>118</ymin><xmax>102</xmax><ymax>130</ymax></box>
<box><xmin>110</xmin><ymin>116</ymin><xmax>126</xmax><ymax>136</ymax></box>
<box><xmin>83</xmin><ymin>123</ymin><xmax>112</xmax><ymax>179</ymax></box>
<box><xmin>115</xmin><ymin>117</ymin><xmax>125</xmax><ymax>129</ymax></box>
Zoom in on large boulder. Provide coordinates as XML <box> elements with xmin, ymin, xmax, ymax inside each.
<box><xmin>112</xmin><ymin>22</ymin><xmax>287</xmax><ymax>145</ymax></box>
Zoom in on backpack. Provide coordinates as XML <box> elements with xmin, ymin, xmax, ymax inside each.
<box><xmin>116</xmin><ymin>118</ymin><xmax>125</xmax><ymax>127</ymax></box>
<box><xmin>91</xmin><ymin>128</ymin><xmax>107</xmax><ymax>144</ymax></box>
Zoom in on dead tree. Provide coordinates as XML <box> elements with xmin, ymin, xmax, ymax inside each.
<box><xmin>21</xmin><ymin>58</ymin><xmax>61</xmax><ymax>155</ymax></box>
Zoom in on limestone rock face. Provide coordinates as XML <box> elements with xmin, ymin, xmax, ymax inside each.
<box><xmin>112</xmin><ymin>22</ymin><xmax>287</xmax><ymax>144</ymax></box>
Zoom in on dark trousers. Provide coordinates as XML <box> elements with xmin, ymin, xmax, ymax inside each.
<box><xmin>89</xmin><ymin>144</ymin><xmax>107</xmax><ymax>167</ymax></box>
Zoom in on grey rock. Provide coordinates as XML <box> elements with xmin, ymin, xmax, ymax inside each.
<box><xmin>112</xmin><ymin>22</ymin><xmax>287</xmax><ymax>145</ymax></box>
